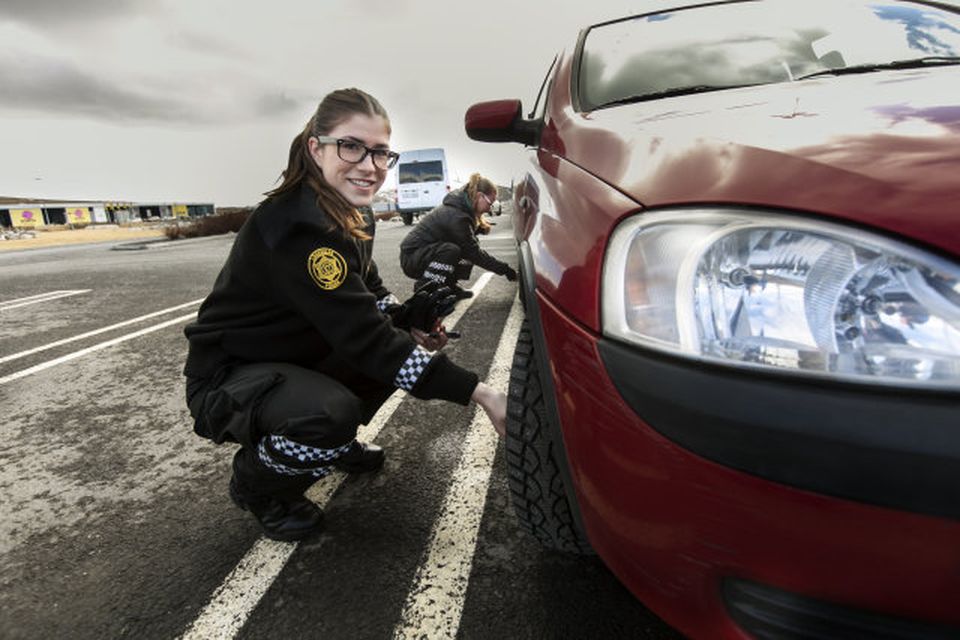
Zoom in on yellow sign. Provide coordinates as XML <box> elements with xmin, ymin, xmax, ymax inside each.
<box><xmin>68</xmin><ymin>207</ymin><xmax>91</xmax><ymax>224</ymax></box>
<box><xmin>307</xmin><ymin>247</ymin><xmax>348</xmax><ymax>290</ymax></box>
<box><xmin>173</xmin><ymin>204</ymin><xmax>188</xmax><ymax>218</ymax></box>
<box><xmin>11</xmin><ymin>209</ymin><xmax>42</xmax><ymax>227</ymax></box>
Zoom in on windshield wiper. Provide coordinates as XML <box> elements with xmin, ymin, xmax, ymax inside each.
<box><xmin>796</xmin><ymin>56</ymin><xmax>960</xmax><ymax>81</ymax></box>
<box><xmin>594</xmin><ymin>83</ymin><xmax>761</xmax><ymax>109</ymax></box>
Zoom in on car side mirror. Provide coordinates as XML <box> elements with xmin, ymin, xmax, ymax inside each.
<box><xmin>465</xmin><ymin>99</ymin><xmax>540</xmax><ymax>146</ymax></box>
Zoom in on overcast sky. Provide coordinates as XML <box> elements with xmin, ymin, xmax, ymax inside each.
<box><xmin>0</xmin><ymin>0</ymin><xmax>628</xmax><ymax>206</ymax></box>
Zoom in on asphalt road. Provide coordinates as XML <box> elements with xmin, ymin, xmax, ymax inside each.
<box><xmin>0</xmin><ymin>209</ymin><xmax>684</xmax><ymax>640</ymax></box>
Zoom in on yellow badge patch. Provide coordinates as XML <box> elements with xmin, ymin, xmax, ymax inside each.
<box><xmin>307</xmin><ymin>247</ymin><xmax>347</xmax><ymax>290</ymax></box>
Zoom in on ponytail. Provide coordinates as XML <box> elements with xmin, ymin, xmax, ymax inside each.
<box><xmin>463</xmin><ymin>172</ymin><xmax>497</xmax><ymax>221</ymax></box>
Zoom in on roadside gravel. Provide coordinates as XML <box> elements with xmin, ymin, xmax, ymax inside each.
<box><xmin>0</xmin><ymin>226</ymin><xmax>166</xmax><ymax>252</ymax></box>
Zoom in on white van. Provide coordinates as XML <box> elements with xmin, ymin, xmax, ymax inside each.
<box><xmin>396</xmin><ymin>148</ymin><xmax>449</xmax><ymax>225</ymax></box>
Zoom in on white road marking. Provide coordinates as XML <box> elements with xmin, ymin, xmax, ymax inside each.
<box><xmin>179</xmin><ymin>272</ymin><xmax>495</xmax><ymax>640</ymax></box>
<box><xmin>0</xmin><ymin>289</ymin><xmax>91</xmax><ymax>312</ymax></box>
<box><xmin>179</xmin><ymin>392</ymin><xmax>406</xmax><ymax>640</ymax></box>
<box><xmin>1</xmin><ymin>291</ymin><xmax>77</xmax><ymax>306</ymax></box>
<box><xmin>0</xmin><ymin>312</ymin><xmax>198</xmax><ymax>386</ymax></box>
<box><xmin>392</xmin><ymin>295</ymin><xmax>521</xmax><ymax>640</ymax></box>
<box><xmin>0</xmin><ymin>291</ymin><xmax>60</xmax><ymax>305</ymax></box>
<box><xmin>0</xmin><ymin>299</ymin><xmax>205</xmax><ymax>365</ymax></box>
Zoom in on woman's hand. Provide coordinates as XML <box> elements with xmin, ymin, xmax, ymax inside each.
<box><xmin>476</xmin><ymin>216</ymin><xmax>493</xmax><ymax>235</ymax></box>
<box><xmin>471</xmin><ymin>382</ymin><xmax>507</xmax><ymax>437</ymax></box>
<box><xmin>411</xmin><ymin>326</ymin><xmax>448</xmax><ymax>351</ymax></box>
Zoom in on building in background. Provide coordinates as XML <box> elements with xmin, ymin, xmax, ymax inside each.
<box><xmin>0</xmin><ymin>198</ymin><xmax>215</xmax><ymax>228</ymax></box>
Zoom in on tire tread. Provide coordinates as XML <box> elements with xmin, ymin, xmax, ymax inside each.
<box><xmin>505</xmin><ymin>319</ymin><xmax>592</xmax><ymax>555</ymax></box>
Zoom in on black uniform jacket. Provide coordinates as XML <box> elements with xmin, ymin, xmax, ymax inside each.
<box><xmin>400</xmin><ymin>190</ymin><xmax>512</xmax><ymax>275</ymax></box>
<box><xmin>183</xmin><ymin>184</ymin><xmax>478</xmax><ymax>405</ymax></box>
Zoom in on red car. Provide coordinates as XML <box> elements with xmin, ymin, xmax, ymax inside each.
<box><xmin>466</xmin><ymin>1</ymin><xmax>960</xmax><ymax>638</ymax></box>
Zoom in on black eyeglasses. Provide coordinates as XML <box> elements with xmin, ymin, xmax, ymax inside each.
<box><xmin>314</xmin><ymin>136</ymin><xmax>400</xmax><ymax>170</ymax></box>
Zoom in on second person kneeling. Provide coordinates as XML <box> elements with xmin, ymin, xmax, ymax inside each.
<box><xmin>399</xmin><ymin>173</ymin><xmax>517</xmax><ymax>299</ymax></box>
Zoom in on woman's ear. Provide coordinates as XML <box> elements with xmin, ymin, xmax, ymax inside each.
<box><xmin>306</xmin><ymin>136</ymin><xmax>323</xmax><ymax>167</ymax></box>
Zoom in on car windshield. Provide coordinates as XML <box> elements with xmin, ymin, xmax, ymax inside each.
<box><xmin>578</xmin><ymin>0</ymin><xmax>960</xmax><ymax>110</ymax></box>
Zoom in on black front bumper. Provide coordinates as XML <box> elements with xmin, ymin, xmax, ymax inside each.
<box><xmin>723</xmin><ymin>578</ymin><xmax>960</xmax><ymax>639</ymax></box>
<box><xmin>597</xmin><ymin>339</ymin><xmax>960</xmax><ymax>521</ymax></box>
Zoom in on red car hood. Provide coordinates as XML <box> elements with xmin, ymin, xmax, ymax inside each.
<box><xmin>567</xmin><ymin>67</ymin><xmax>960</xmax><ymax>256</ymax></box>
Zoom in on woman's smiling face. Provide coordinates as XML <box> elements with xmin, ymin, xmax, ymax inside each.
<box><xmin>309</xmin><ymin>113</ymin><xmax>390</xmax><ymax>207</ymax></box>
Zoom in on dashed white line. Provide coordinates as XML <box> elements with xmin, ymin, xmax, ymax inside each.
<box><xmin>392</xmin><ymin>295</ymin><xmax>521</xmax><ymax>640</ymax></box>
<box><xmin>179</xmin><ymin>273</ymin><xmax>495</xmax><ymax>640</ymax></box>
<box><xmin>0</xmin><ymin>289</ymin><xmax>91</xmax><ymax>312</ymax></box>
<box><xmin>0</xmin><ymin>299</ymin><xmax>204</xmax><ymax>365</ymax></box>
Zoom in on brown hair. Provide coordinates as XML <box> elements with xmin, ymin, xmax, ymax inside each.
<box><xmin>463</xmin><ymin>172</ymin><xmax>497</xmax><ymax>221</ymax></box>
<box><xmin>266</xmin><ymin>88</ymin><xmax>391</xmax><ymax>239</ymax></box>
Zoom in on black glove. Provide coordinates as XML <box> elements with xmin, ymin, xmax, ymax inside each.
<box><xmin>387</xmin><ymin>281</ymin><xmax>459</xmax><ymax>332</ymax></box>
<box><xmin>504</xmin><ymin>267</ymin><xmax>518</xmax><ymax>282</ymax></box>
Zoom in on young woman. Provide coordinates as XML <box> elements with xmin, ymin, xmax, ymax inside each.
<box><xmin>399</xmin><ymin>173</ymin><xmax>517</xmax><ymax>299</ymax></box>
<box><xmin>183</xmin><ymin>88</ymin><xmax>507</xmax><ymax>542</ymax></box>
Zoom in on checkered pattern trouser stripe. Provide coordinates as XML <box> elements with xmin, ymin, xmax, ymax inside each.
<box><xmin>394</xmin><ymin>345</ymin><xmax>433</xmax><ymax>391</ymax></box>
<box><xmin>423</xmin><ymin>260</ymin><xmax>455</xmax><ymax>285</ymax></box>
<box><xmin>427</xmin><ymin>261</ymin><xmax>454</xmax><ymax>273</ymax></box>
<box><xmin>376</xmin><ymin>293</ymin><xmax>400</xmax><ymax>312</ymax></box>
<box><xmin>257</xmin><ymin>436</ymin><xmax>353</xmax><ymax>477</ymax></box>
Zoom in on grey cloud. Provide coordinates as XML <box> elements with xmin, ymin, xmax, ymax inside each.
<box><xmin>0</xmin><ymin>52</ymin><xmax>313</xmax><ymax>125</ymax></box>
<box><xmin>0</xmin><ymin>0</ymin><xmax>155</xmax><ymax>25</ymax></box>
<box><xmin>0</xmin><ymin>53</ymin><xmax>200</xmax><ymax>123</ymax></box>
<box><xmin>253</xmin><ymin>91</ymin><xmax>303</xmax><ymax>117</ymax></box>
<box><xmin>168</xmin><ymin>30</ymin><xmax>252</xmax><ymax>61</ymax></box>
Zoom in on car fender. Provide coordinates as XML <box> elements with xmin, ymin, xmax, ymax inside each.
<box><xmin>516</xmin><ymin>238</ymin><xmax>591</xmax><ymax>540</ymax></box>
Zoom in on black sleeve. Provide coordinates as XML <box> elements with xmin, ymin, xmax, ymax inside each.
<box><xmin>453</xmin><ymin>217</ymin><xmax>512</xmax><ymax>275</ymax></box>
<box><xmin>268</xmin><ymin>224</ymin><xmax>477</xmax><ymax>404</ymax></box>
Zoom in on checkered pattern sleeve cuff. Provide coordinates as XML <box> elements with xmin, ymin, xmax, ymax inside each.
<box><xmin>399</xmin><ymin>350</ymin><xmax>479</xmax><ymax>405</ymax></box>
<box><xmin>394</xmin><ymin>345</ymin><xmax>434</xmax><ymax>391</ymax></box>
<box><xmin>376</xmin><ymin>293</ymin><xmax>400</xmax><ymax>313</ymax></box>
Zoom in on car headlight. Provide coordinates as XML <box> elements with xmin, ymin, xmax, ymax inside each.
<box><xmin>602</xmin><ymin>209</ymin><xmax>960</xmax><ymax>389</ymax></box>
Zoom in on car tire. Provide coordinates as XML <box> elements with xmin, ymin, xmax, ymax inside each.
<box><xmin>401</xmin><ymin>211</ymin><xmax>414</xmax><ymax>225</ymax></box>
<box><xmin>506</xmin><ymin>319</ymin><xmax>593</xmax><ymax>554</ymax></box>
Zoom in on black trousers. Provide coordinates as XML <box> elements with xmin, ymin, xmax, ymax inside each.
<box><xmin>186</xmin><ymin>359</ymin><xmax>394</xmax><ymax>497</ymax></box>
<box><xmin>400</xmin><ymin>242</ymin><xmax>473</xmax><ymax>290</ymax></box>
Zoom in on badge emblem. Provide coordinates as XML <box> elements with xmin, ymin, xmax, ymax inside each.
<box><xmin>307</xmin><ymin>247</ymin><xmax>347</xmax><ymax>290</ymax></box>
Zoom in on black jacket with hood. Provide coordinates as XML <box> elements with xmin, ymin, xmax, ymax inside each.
<box><xmin>399</xmin><ymin>189</ymin><xmax>512</xmax><ymax>276</ymax></box>
<box><xmin>183</xmin><ymin>184</ymin><xmax>478</xmax><ymax>405</ymax></box>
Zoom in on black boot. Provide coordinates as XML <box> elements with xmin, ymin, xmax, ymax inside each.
<box><xmin>230</xmin><ymin>448</ymin><xmax>325</xmax><ymax>542</ymax></box>
<box><xmin>229</xmin><ymin>476</ymin><xmax>324</xmax><ymax>542</ymax></box>
<box><xmin>333</xmin><ymin>441</ymin><xmax>385</xmax><ymax>473</ymax></box>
